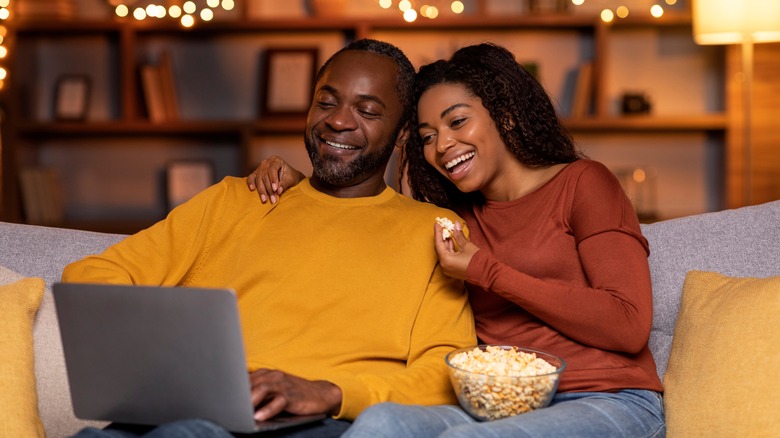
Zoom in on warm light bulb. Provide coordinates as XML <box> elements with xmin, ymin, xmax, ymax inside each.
<box><xmin>0</xmin><ymin>67</ymin><xmax>7</xmax><ymax>80</ymax></box>
<box><xmin>650</xmin><ymin>4</ymin><xmax>664</xmax><ymax>18</ymax></box>
<box><xmin>181</xmin><ymin>14</ymin><xmax>195</xmax><ymax>27</ymax></box>
<box><xmin>183</xmin><ymin>1</ymin><xmax>197</xmax><ymax>14</ymax></box>
<box><xmin>399</xmin><ymin>0</ymin><xmax>411</xmax><ymax>12</ymax></box>
<box><xmin>379</xmin><ymin>0</ymin><xmax>392</xmax><ymax>8</ymax></box>
<box><xmin>145</xmin><ymin>4</ymin><xmax>157</xmax><ymax>17</ymax></box>
<box><xmin>168</xmin><ymin>5</ymin><xmax>182</xmax><ymax>18</ymax></box>
<box><xmin>403</xmin><ymin>8</ymin><xmax>417</xmax><ymax>21</ymax></box>
<box><xmin>451</xmin><ymin>1</ymin><xmax>464</xmax><ymax>14</ymax></box>
<box><xmin>0</xmin><ymin>26</ymin><xmax>6</xmax><ymax>37</ymax></box>
<box><xmin>116</xmin><ymin>4</ymin><xmax>129</xmax><ymax>17</ymax></box>
<box><xmin>601</xmin><ymin>9</ymin><xmax>614</xmax><ymax>22</ymax></box>
<box><xmin>0</xmin><ymin>46</ymin><xmax>7</xmax><ymax>58</ymax></box>
<box><xmin>633</xmin><ymin>168</ymin><xmax>647</xmax><ymax>183</ymax></box>
<box><xmin>207</xmin><ymin>0</ymin><xmax>219</xmax><ymax>7</ymax></box>
<box><xmin>424</xmin><ymin>5</ymin><xmax>439</xmax><ymax>18</ymax></box>
<box><xmin>221</xmin><ymin>0</ymin><xmax>234</xmax><ymax>10</ymax></box>
<box><xmin>571</xmin><ymin>0</ymin><xmax>584</xmax><ymax>5</ymax></box>
<box><xmin>0</xmin><ymin>7</ymin><xmax>9</xmax><ymax>19</ymax></box>
<box><xmin>616</xmin><ymin>6</ymin><xmax>629</xmax><ymax>18</ymax></box>
<box><xmin>200</xmin><ymin>8</ymin><xmax>214</xmax><ymax>21</ymax></box>
<box><xmin>133</xmin><ymin>7</ymin><xmax>147</xmax><ymax>20</ymax></box>
<box><xmin>0</xmin><ymin>0</ymin><xmax>9</xmax><ymax>7</ymax></box>
<box><xmin>665</xmin><ymin>0</ymin><xmax>676</xmax><ymax>4</ymax></box>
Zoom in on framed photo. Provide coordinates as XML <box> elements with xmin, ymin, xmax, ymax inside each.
<box><xmin>166</xmin><ymin>160</ymin><xmax>215</xmax><ymax>210</ymax></box>
<box><xmin>260</xmin><ymin>47</ymin><xmax>318</xmax><ymax>117</ymax></box>
<box><xmin>54</xmin><ymin>75</ymin><xmax>91</xmax><ymax>121</ymax></box>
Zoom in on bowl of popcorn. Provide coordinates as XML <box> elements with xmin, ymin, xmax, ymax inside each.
<box><xmin>445</xmin><ymin>345</ymin><xmax>566</xmax><ymax>421</ymax></box>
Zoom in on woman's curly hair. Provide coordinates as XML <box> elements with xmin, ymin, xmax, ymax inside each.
<box><xmin>401</xmin><ymin>43</ymin><xmax>584</xmax><ymax>210</ymax></box>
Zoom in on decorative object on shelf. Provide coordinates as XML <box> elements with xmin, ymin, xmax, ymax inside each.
<box><xmin>692</xmin><ymin>0</ymin><xmax>780</xmax><ymax>206</ymax></box>
<box><xmin>259</xmin><ymin>47</ymin><xmax>318</xmax><ymax>117</ymax></box>
<box><xmin>107</xmin><ymin>0</ymin><xmax>235</xmax><ymax>27</ymax></box>
<box><xmin>621</xmin><ymin>92</ymin><xmax>652</xmax><ymax>115</ymax></box>
<box><xmin>53</xmin><ymin>74</ymin><xmax>90</xmax><ymax>121</ymax></box>
<box><xmin>377</xmin><ymin>0</ymin><xmax>466</xmax><ymax>22</ymax></box>
<box><xmin>166</xmin><ymin>160</ymin><xmax>214</xmax><ymax>210</ymax></box>
<box><xmin>19</xmin><ymin>166</ymin><xmax>64</xmax><ymax>226</ymax></box>
<box><xmin>614</xmin><ymin>166</ymin><xmax>658</xmax><ymax>222</ymax></box>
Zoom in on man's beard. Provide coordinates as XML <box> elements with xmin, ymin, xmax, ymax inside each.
<box><xmin>305</xmin><ymin>134</ymin><xmax>397</xmax><ymax>187</ymax></box>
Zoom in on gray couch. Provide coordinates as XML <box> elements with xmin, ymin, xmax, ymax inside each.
<box><xmin>1</xmin><ymin>200</ymin><xmax>778</xmax><ymax>437</ymax></box>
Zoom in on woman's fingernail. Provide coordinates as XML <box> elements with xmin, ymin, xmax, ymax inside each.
<box><xmin>260</xmin><ymin>194</ymin><xmax>267</xmax><ymax>203</ymax></box>
<box><xmin>455</xmin><ymin>221</ymin><xmax>462</xmax><ymax>230</ymax></box>
<box><xmin>272</xmin><ymin>183</ymin><xmax>278</xmax><ymax>191</ymax></box>
<box><xmin>270</xmin><ymin>195</ymin><xmax>277</xmax><ymax>204</ymax></box>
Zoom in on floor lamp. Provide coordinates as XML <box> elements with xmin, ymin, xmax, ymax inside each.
<box><xmin>692</xmin><ymin>0</ymin><xmax>780</xmax><ymax>206</ymax></box>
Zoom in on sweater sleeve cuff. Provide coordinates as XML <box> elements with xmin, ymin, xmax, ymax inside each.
<box><xmin>465</xmin><ymin>249</ymin><xmax>493</xmax><ymax>289</ymax></box>
<box><xmin>328</xmin><ymin>375</ymin><xmax>371</xmax><ymax>421</ymax></box>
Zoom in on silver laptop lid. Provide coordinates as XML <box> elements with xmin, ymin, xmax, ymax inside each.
<box><xmin>52</xmin><ymin>282</ymin><xmax>324</xmax><ymax>433</ymax></box>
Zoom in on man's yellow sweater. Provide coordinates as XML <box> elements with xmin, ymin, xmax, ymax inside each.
<box><xmin>62</xmin><ymin>177</ymin><xmax>476</xmax><ymax>420</ymax></box>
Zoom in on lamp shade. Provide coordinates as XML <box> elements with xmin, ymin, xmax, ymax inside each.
<box><xmin>693</xmin><ymin>0</ymin><xmax>780</xmax><ymax>44</ymax></box>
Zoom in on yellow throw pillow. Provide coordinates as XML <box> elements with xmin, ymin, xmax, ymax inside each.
<box><xmin>664</xmin><ymin>271</ymin><xmax>780</xmax><ymax>437</ymax></box>
<box><xmin>0</xmin><ymin>277</ymin><xmax>46</xmax><ymax>438</ymax></box>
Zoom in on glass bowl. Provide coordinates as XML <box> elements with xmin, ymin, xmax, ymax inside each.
<box><xmin>445</xmin><ymin>345</ymin><xmax>566</xmax><ymax>421</ymax></box>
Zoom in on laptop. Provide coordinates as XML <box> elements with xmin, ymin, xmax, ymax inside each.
<box><xmin>52</xmin><ymin>282</ymin><xmax>326</xmax><ymax>434</ymax></box>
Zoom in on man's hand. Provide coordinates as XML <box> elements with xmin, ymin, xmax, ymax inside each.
<box><xmin>434</xmin><ymin>221</ymin><xmax>479</xmax><ymax>280</ymax></box>
<box><xmin>249</xmin><ymin>369</ymin><xmax>342</xmax><ymax>421</ymax></box>
<box><xmin>246</xmin><ymin>155</ymin><xmax>305</xmax><ymax>204</ymax></box>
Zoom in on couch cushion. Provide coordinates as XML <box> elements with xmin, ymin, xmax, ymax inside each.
<box><xmin>0</xmin><ymin>270</ymin><xmax>45</xmax><ymax>437</ymax></box>
<box><xmin>664</xmin><ymin>271</ymin><xmax>779</xmax><ymax>436</ymax></box>
<box><xmin>640</xmin><ymin>200</ymin><xmax>780</xmax><ymax>380</ymax></box>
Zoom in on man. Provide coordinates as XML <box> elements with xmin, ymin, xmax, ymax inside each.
<box><xmin>63</xmin><ymin>39</ymin><xmax>476</xmax><ymax>437</ymax></box>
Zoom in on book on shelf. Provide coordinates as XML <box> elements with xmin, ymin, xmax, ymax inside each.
<box><xmin>571</xmin><ymin>61</ymin><xmax>593</xmax><ymax>118</ymax></box>
<box><xmin>140</xmin><ymin>51</ymin><xmax>179</xmax><ymax>123</ymax></box>
<box><xmin>158</xmin><ymin>51</ymin><xmax>180</xmax><ymax>121</ymax></box>
<box><xmin>140</xmin><ymin>65</ymin><xmax>167</xmax><ymax>123</ymax></box>
<box><xmin>19</xmin><ymin>167</ymin><xmax>64</xmax><ymax>226</ymax></box>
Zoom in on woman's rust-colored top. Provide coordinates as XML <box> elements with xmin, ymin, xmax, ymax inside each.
<box><xmin>462</xmin><ymin>159</ymin><xmax>664</xmax><ymax>393</ymax></box>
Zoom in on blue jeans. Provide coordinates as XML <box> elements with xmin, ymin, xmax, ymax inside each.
<box><xmin>72</xmin><ymin>418</ymin><xmax>351</xmax><ymax>438</ymax></box>
<box><xmin>343</xmin><ymin>389</ymin><xmax>665</xmax><ymax>438</ymax></box>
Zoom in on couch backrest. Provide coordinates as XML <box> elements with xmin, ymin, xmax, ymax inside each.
<box><xmin>0</xmin><ymin>221</ymin><xmax>126</xmax><ymax>437</ymax></box>
<box><xmin>0</xmin><ymin>221</ymin><xmax>126</xmax><ymax>289</ymax></box>
<box><xmin>640</xmin><ymin>200</ymin><xmax>780</xmax><ymax>380</ymax></box>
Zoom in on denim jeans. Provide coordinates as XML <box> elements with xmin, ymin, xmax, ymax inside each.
<box><xmin>71</xmin><ymin>418</ymin><xmax>351</xmax><ymax>438</ymax></box>
<box><xmin>343</xmin><ymin>389</ymin><xmax>665</xmax><ymax>438</ymax></box>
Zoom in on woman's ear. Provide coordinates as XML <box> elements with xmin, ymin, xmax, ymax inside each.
<box><xmin>395</xmin><ymin>123</ymin><xmax>411</xmax><ymax>149</ymax></box>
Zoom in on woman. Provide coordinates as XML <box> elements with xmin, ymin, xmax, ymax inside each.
<box><xmin>248</xmin><ymin>43</ymin><xmax>665</xmax><ymax>437</ymax></box>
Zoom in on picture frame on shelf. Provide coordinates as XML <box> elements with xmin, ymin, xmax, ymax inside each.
<box><xmin>166</xmin><ymin>160</ymin><xmax>215</xmax><ymax>211</ymax></box>
<box><xmin>54</xmin><ymin>75</ymin><xmax>90</xmax><ymax>121</ymax></box>
<box><xmin>260</xmin><ymin>47</ymin><xmax>318</xmax><ymax>117</ymax></box>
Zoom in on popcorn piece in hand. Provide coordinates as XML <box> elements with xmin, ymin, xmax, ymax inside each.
<box><xmin>436</xmin><ymin>217</ymin><xmax>456</xmax><ymax>240</ymax></box>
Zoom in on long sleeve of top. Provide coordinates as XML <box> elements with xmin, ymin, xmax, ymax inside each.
<box><xmin>63</xmin><ymin>177</ymin><xmax>477</xmax><ymax>420</ymax></box>
<box><xmin>462</xmin><ymin>159</ymin><xmax>663</xmax><ymax>393</ymax></box>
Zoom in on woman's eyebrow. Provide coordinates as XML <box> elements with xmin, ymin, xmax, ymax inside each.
<box><xmin>419</xmin><ymin>103</ymin><xmax>472</xmax><ymax>129</ymax></box>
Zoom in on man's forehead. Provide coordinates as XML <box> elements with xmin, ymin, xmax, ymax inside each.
<box><xmin>325</xmin><ymin>51</ymin><xmax>399</xmax><ymax>83</ymax></box>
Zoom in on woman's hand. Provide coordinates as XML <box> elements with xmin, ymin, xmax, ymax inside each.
<box><xmin>433</xmin><ymin>221</ymin><xmax>479</xmax><ymax>280</ymax></box>
<box><xmin>247</xmin><ymin>155</ymin><xmax>305</xmax><ymax>204</ymax></box>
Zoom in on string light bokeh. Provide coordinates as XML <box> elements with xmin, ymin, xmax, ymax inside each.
<box><xmin>108</xmin><ymin>0</ymin><xmax>235</xmax><ymax>28</ymax></box>
<box><xmin>0</xmin><ymin>0</ymin><xmax>8</xmax><ymax>91</ymax></box>
<box><xmin>379</xmin><ymin>0</ymin><xmax>681</xmax><ymax>23</ymax></box>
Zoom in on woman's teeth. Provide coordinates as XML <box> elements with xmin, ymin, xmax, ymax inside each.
<box><xmin>326</xmin><ymin>141</ymin><xmax>358</xmax><ymax>150</ymax></box>
<box><xmin>444</xmin><ymin>152</ymin><xmax>475</xmax><ymax>170</ymax></box>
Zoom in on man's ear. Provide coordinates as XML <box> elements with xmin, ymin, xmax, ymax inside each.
<box><xmin>395</xmin><ymin>122</ymin><xmax>411</xmax><ymax>149</ymax></box>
